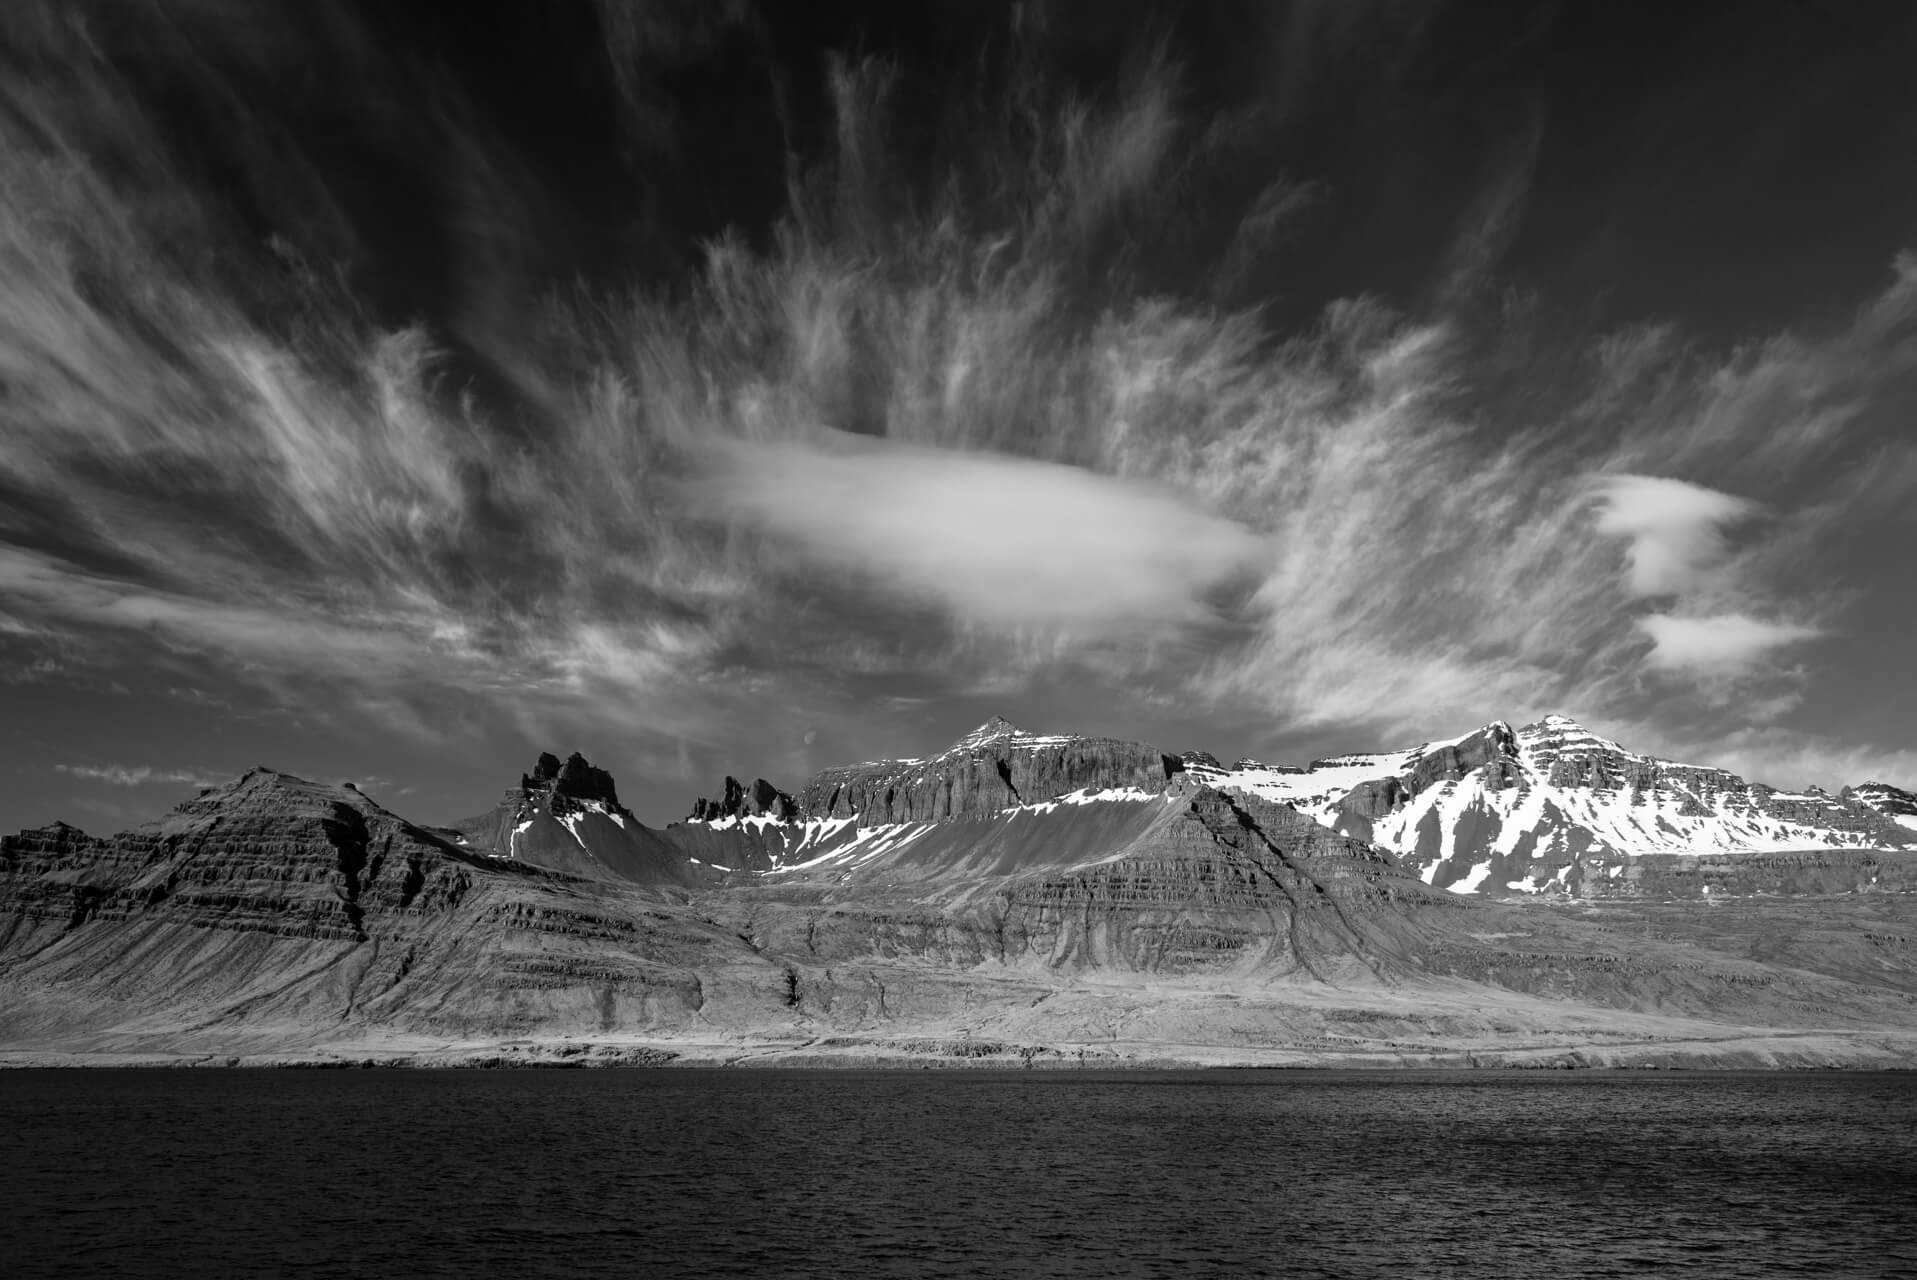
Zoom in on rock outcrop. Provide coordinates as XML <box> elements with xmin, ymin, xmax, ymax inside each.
<box><xmin>687</xmin><ymin>776</ymin><xmax>799</xmax><ymax>824</ymax></box>
<box><xmin>451</xmin><ymin>752</ymin><xmax>695</xmax><ymax>885</ymax></box>
<box><xmin>1846</xmin><ymin>780</ymin><xmax>1917</xmax><ymax>825</ymax></box>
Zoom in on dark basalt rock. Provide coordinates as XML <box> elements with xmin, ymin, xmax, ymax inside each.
<box><xmin>1339</xmin><ymin>776</ymin><xmax>1409</xmax><ymax>821</ymax></box>
<box><xmin>553</xmin><ymin>753</ymin><xmax>618</xmax><ymax>806</ymax></box>
<box><xmin>687</xmin><ymin>776</ymin><xmax>799</xmax><ymax>823</ymax></box>
<box><xmin>454</xmin><ymin>753</ymin><xmax>694</xmax><ymax>884</ymax></box>
<box><xmin>1402</xmin><ymin>722</ymin><xmax>1521</xmax><ymax>796</ymax></box>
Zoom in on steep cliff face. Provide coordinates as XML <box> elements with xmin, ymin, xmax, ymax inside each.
<box><xmin>666</xmin><ymin>717</ymin><xmax>1191</xmax><ymax>875</ymax></box>
<box><xmin>450</xmin><ymin>752</ymin><xmax>695</xmax><ymax>885</ymax></box>
<box><xmin>797</xmin><ymin>717</ymin><xmax>1184</xmax><ymax>824</ymax></box>
<box><xmin>688</xmin><ymin>776</ymin><xmax>799</xmax><ymax>824</ymax></box>
<box><xmin>1197</xmin><ymin>715</ymin><xmax>1917</xmax><ymax>897</ymax></box>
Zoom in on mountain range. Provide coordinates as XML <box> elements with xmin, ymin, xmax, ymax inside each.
<box><xmin>4</xmin><ymin>714</ymin><xmax>1916</xmax><ymax>1068</ymax></box>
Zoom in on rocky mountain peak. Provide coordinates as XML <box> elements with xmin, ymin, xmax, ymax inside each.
<box><xmin>186</xmin><ymin>766</ymin><xmax>353</xmax><ymax>812</ymax></box>
<box><xmin>554</xmin><ymin>753</ymin><xmax>618</xmax><ymax>805</ymax></box>
<box><xmin>1845</xmin><ymin>781</ymin><xmax>1917</xmax><ymax>820</ymax></box>
<box><xmin>950</xmin><ymin>715</ymin><xmax>1027</xmax><ymax>752</ymax></box>
<box><xmin>687</xmin><ymin>775</ymin><xmax>800</xmax><ymax>824</ymax></box>
<box><xmin>518</xmin><ymin>751</ymin><xmax>619</xmax><ymax>808</ymax></box>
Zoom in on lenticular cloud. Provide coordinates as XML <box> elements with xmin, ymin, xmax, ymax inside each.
<box><xmin>694</xmin><ymin>431</ymin><xmax>1269</xmax><ymax>633</ymax></box>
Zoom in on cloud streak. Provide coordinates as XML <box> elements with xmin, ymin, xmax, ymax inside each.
<box><xmin>55</xmin><ymin>764</ymin><xmax>222</xmax><ymax>789</ymax></box>
<box><xmin>0</xmin><ymin>2</ymin><xmax>1913</xmax><ymax>798</ymax></box>
<box><xmin>1638</xmin><ymin>613</ymin><xmax>1822</xmax><ymax>675</ymax></box>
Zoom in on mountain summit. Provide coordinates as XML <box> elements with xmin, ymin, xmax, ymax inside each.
<box><xmin>1191</xmin><ymin>715</ymin><xmax>1916</xmax><ymax>896</ymax></box>
<box><xmin>450</xmin><ymin>751</ymin><xmax>692</xmax><ymax>884</ymax></box>
<box><xmin>1846</xmin><ymin>781</ymin><xmax>1917</xmax><ymax>828</ymax></box>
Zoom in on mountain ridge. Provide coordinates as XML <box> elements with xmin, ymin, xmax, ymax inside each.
<box><xmin>669</xmin><ymin>713</ymin><xmax>1916</xmax><ymax>896</ymax></box>
<box><xmin>7</xmin><ymin>715</ymin><xmax>1917</xmax><ymax>1068</ymax></box>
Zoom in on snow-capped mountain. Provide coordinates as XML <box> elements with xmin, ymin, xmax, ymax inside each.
<box><xmin>665</xmin><ymin>713</ymin><xmax>1917</xmax><ymax>897</ymax></box>
<box><xmin>449</xmin><ymin>751</ymin><xmax>693</xmax><ymax>884</ymax></box>
<box><xmin>1845</xmin><ymin>780</ymin><xmax>1917</xmax><ymax>832</ymax></box>
<box><xmin>1191</xmin><ymin>715</ymin><xmax>1916</xmax><ymax>896</ymax></box>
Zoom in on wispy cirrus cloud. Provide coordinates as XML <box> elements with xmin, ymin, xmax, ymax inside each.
<box><xmin>55</xmin><ymin>764</ymin><xmax>223</xmax><ymax>789</ymax></box>
<box><xmin>1</xmin><ymin>0</ymin><xmax>1914</xmax><ymax>803</ymax></box>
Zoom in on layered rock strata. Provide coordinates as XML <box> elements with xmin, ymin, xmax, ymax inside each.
<box><xmin>1197</xmin><ymin>714</ymin><xmax>1917</xmax><ymax>898</ymax></box>
<box><xmin>799</xmin><ymin>717</ymin><xmax>1184</xmax><ymax>825</ymax></box>
<box><xmin>8</xmin><ymin>749</ymin><xmax>1917</xmax><ymax>1062</ymax></box>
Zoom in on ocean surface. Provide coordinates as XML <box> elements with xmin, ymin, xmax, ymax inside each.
<box><xmin>3</xmin><ymin>1068</ymin><xmax>1915</xmax><ymax>1278</ymax></box>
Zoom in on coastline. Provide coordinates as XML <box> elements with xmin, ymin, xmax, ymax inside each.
<box><xmin>6</xmin><ymin>1027</ymin><xmax>1915</xmax><ymax>1071</ymax></box>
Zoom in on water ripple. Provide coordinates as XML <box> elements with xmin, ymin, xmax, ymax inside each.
<box><xmin>2</xmin><ymin>1069</ymin><xmax>1914</xmax><ymax>1278</ymax></box>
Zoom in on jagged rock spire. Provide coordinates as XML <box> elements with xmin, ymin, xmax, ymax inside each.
<box><xmin>519</xmin><ymin>751</ymin><xmax>620</xmax><ymax>808</ymax></box>
<box><xmin>686</xmin><ymin>775</ymin><xmax>799</xmax><ymax>823</ymax></box>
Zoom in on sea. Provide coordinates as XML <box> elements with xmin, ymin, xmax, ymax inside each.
<box><xmin>3</xmin><ymin>1068</ymin><xmax>1914</xmax><ymax>1278</ymax></box>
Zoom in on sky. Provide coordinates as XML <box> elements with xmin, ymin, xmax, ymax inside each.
<box><xmin>3</xmin><ymin>0</ymin><xmax>1916</xmax><ymax>833</ymax></box>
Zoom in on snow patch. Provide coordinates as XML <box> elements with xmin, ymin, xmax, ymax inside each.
<box><xmin>1450</xmin><ymin>861</ymin><xmax>1492</xmax><ymax>894</ymax></box>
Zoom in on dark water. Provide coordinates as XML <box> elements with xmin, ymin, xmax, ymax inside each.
<box><xmin>3</xmin><ymin>1069</ymin><xmax>1915</xmax><ymax>1278</ymax></box>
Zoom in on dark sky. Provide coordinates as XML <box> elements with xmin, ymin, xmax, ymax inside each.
<box><xmin>3</xmin><ymin>0</ymin><xmax>1915</xmax><ymax>833</ymax></box>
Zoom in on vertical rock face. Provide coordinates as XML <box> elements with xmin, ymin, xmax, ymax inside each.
<box><xmin>687</xmin><ymin>776</ymin><xmax>799</xmax><ymax>823</ymax></box>
<box><xmin>552</xmin><ymin>753</ymin><xmax>619</xmax><ymax>807</ymax></box>
<box><xmin>797</xmin><ymin>717</ymin><xmax>1185</xmax><ymax>825</ymax></box>
<box><xmin>667</xmin><ymin>718</ymin><xmax>1194</xmax><ymax>874</ymax></box>
<box><xmin>451</xmin><ymin>752</ymin><xmax>694</xmax><ymax>884</ymax></box>
<box><xmin>1401</xmin><ymin>722</ymin><xmax>1522</xmax><ymax>793</ymax></box>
